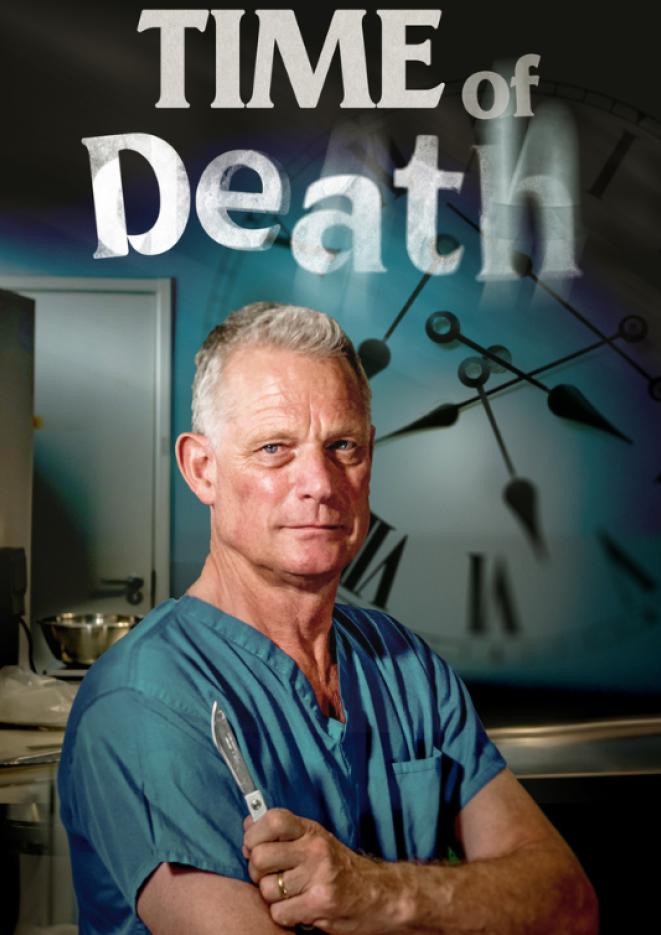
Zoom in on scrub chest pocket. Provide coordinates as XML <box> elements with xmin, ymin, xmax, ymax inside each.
<box><xmin>389</xmin><ymin>749</ymin><xmax>445</xmax><ymax>860</ymax></box>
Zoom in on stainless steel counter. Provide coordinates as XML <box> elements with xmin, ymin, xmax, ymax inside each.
<box><xmin>0</xmin><ymin>733</ymin><xmax>75</xmax><ymax>933</ymax></box>
<box><xmin>0</xmin><ymin>728</ymin><xmax>64</xmax><ymax>769</ymax></box>
<box><xmin>489</xmin><ymin>715</ymin><xmax>661</xmax><ymax>778</ymax></box>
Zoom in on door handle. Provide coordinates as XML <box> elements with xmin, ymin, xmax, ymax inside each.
<box><xmin>100</xmin><ymin>575</ymin><xmax>144</xmax><ymax>605</ymax></box>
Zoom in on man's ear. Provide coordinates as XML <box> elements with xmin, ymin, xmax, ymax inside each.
<box><xmin>175</xmin><ymin>433</ymin><xmax>217</xmax><ymax>506</ymax></box>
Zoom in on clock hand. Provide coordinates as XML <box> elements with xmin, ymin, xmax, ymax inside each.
<box><xmin>358</xmin><ymin>237</ymin><xmax>460</xmax><ymax>379</ymax></box>
<box><xmin>378</xmin><ymin>327</ymin><xmax>636</xmax><ymax>444</ymax></box>
<box><xmin>383</xmin><ymin>271</ymin><xmax>433</xmax><ymax>340</ymax></box>
<box><xmin>426</xmin><ymin>312</ymin><xmax>632</xmax><ymax>442</ymax></box>
<box><xmin>503</xmin><ymin>476</ymin><xmax>546</xmax><ymax>558</ymax></box>
<box><xmin>359</xmin><ymin>272</ymin><xmax>431</xmax><ymax>378</ymax></box>
<box><xmin>460</xmin><ymin>355</ymin><xmax>546</xmax><ymax>556</ymax></box>
<box><xmin>529</xmin><ymin>268</ymin><xmax>654</xmax><ymax>381</ymax></box>
<box><xmin>598</xmin><ymin>531</ymin><xmax>656</xmax><ymax>594</ymax></box>
<box><xmin>458</xmin><ymin>314</ymin><xmax>648</xmax><ymax>410</ymax></box>
<box><xmin>241</xmin><ymin>211</ymin><xmax>292</xmax><ymax>249</ymax></box>
<box><xmin>377</xmin><ymin>335</ymin><xmax>612</xmax><ymax>442</ymax></box>
<box><xmin>273</xmin><ymin>227</ymin><xmax>292</xmax><ymax>249</ymax></box>
<box><xmin>446</xmin><ymin>201</ymin><xmax>656</xmax><ymax>386</ymax></box>
<box><xmin>426</xmin><ymin>311</ymin><xmax>548</xmax><ymax>392</ymax></box>
<box><xmin>547</xmin><ymin>385</ymin><xmax>631</xmax><ymax>442</ymax></box>
<box><xmin>378</xmin><ymin>403</ymin><xmax>460</xmax><ymax>441</ymax></box>
<box><xmin>477</xmin><ymin>381</ymin><xmax>515</xmax><ymax>476</ymax></box>
<box><xmin>459</xmin><ymin>334</ymin><xmax>613</xmax><ymax>404</ymax></box>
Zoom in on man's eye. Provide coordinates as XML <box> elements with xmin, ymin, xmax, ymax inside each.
<box><xmin>330</xmin><ymin>439</ymin><xmax>354</xmax><ymax>451</ymax></box>
<box><xmin>261</xmin><ymin>443</ymin><xmax>281</xmax><ymax>454</ymax></box>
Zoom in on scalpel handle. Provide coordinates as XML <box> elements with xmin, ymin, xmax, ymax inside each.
<box><xmin>244</xmin><ymin>790</ymin><xmax>268</xmax><ymax>822</ymax></box>
<box><xmin>244</xmin><ymin>796</ymin><xmax>316</xmax><ymax>930</ymax></box>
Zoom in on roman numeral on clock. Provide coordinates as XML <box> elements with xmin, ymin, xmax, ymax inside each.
<box><xmin>467</xmin><ymin>553</ymin><xmax>521</xmax><ymax>638</ymax></box>
<box><xmin>589</xmin><ymin>131</ymin><xmax>636</xmax><ymax>199</ymax></box>
<box><xmin>598</xmin><ymin>530</ymin><xmax>657</xmax><ymax>626</ymax></box>
<box><xmin>340</xmin><ymin>511</ymin><xmax>407</xmax><ymax>609</ymax></box>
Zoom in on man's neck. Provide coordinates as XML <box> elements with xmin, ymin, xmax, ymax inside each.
<box><xmin>187</xmin><ymin>550</ymin><xmax>340</xmax><ymax>677</ymax></box>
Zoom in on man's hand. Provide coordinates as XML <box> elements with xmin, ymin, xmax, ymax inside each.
<box><xmin>242</xmin><ymin>772</ymin><xmax>598</xmax><ymax>935</ymax></box>
<box><xmin>242</xmin><ymin>808</ymin><xmax>395</xmax><ymax>934</ymax></box>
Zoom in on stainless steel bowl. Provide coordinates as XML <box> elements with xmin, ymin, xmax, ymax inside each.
<box><xmin>39</xmin><ymin>613</ymin><xmax>141</xmax><ymax>666</ymax></box>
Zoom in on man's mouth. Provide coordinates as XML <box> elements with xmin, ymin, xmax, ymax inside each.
<box><xmin>285</xmin><ymin>523</ymin><xmax>345</xmax><ymax>530</ymax></box>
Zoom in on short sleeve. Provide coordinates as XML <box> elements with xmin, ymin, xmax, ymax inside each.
<box><xmin>63</xmin><ymin>688</ymin><xmax>251</xmax><ymax>911</ymax></box>
<box><xmin>430</xmin><ymin>653</ymin><xmax>507</xmax><ymax>812</ymax></box>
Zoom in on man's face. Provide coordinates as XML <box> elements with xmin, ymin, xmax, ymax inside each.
<box><xmin>207</xmin><ymin>345</ymin><xmax>373</xmax><ymax>586</ymax></box>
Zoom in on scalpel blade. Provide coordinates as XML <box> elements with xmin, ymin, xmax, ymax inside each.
<box><xmin>210</xmin><ymin>700</ymin><xmax>267</xmax><ymax>821</ymax></box>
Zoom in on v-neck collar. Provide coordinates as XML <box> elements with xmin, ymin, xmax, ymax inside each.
<box><xmin>176</xmin><ymin>594</ymin><xmax>350</xmax><ymax>737</ymax></box>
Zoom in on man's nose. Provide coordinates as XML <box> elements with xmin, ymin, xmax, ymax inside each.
<box><xmin>295</xmin><ymin>447</ymin><xmax>336</xmax><ymax>500</ymax></box>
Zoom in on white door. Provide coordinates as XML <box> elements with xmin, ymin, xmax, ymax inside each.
<box><xmin>0</xmin><ymin>290</ymin><xmax>34</xmax><ymax>559</ymax></box>
<box><xmin>0</xmin><ymin>277</ymin><xmax>171</xmax><ymax>641</ymax></box>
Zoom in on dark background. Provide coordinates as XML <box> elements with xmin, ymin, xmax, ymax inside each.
<box><xmin>2</xmin><ymin>5</ymin><xmax>659</xmax><ymax>931</ymax></box>
<box><xmin>3</xmin><ymin>2</ymin><xmax>658</xmax><ymax>212</ymax></box>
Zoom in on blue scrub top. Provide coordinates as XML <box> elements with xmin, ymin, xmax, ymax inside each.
<box><xmin>58</xmin><ymin>596</ymin><xmax>506</xmax><ymax>934</ymax></box>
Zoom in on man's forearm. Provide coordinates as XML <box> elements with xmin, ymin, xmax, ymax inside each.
<box><xmin>366</xmin><ymin>842</ymin><xmax>598</xmax><ymax>935</ymax></box>
<box><xmin>245</xmin><ymin>792</ymin><xmax>598</xmax><ymax>934</ymax></box>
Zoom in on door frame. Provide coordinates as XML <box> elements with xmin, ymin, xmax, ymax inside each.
<box><xmin>0</xmin><ymin>276</ymin><xmax>172</xmax><ymax>604</ymax></box>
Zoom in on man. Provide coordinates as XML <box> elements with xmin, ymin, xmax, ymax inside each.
<box><xmin>59</xmin><ymin>302</ymin><xmax>597</xmax><ymax>935</ymax></box>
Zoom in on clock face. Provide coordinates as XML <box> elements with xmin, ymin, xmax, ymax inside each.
<box><xmin>199</xmin><ymin>82</ymin><xmax>661</xmax><ymax>696</ymax></box>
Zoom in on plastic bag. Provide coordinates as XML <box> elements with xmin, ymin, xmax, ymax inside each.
<box><xmin>0</xmin><ymin>666</ymin><xmax>77</xmax><ymax>727</ymax></box>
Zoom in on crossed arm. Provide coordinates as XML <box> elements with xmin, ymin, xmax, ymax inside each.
<box><xmin>137</xmin><ymin>769</ymin><xmax>598</xmax><ymax>935</ymax></box>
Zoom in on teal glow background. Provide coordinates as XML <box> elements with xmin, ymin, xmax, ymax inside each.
<box><xmin>1</xmin><ymin>109</ymin><xmax>658</xmax><ymax>697</ymax></box>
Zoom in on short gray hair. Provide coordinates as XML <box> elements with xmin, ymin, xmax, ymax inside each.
<box><xmin>192</xmin><ymin>301</ymin><xmax>371</xmax><ymax>436</ymax></box>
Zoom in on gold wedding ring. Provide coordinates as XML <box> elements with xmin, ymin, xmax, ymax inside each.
<box><xmin>277</xmin><ymin>870</ymin><xmax>288</xmax><ymax>900</ymax></box>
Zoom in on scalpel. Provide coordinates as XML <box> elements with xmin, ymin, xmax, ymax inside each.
<box><xmin>210</xmin><ymin>699</ymin><xmax>268</xmax><ymax>821</ymax></box>
<box><xmin>210</xmin><ymin>700</ymin><xmax>317</xmax><ymax>933</ymax></box>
